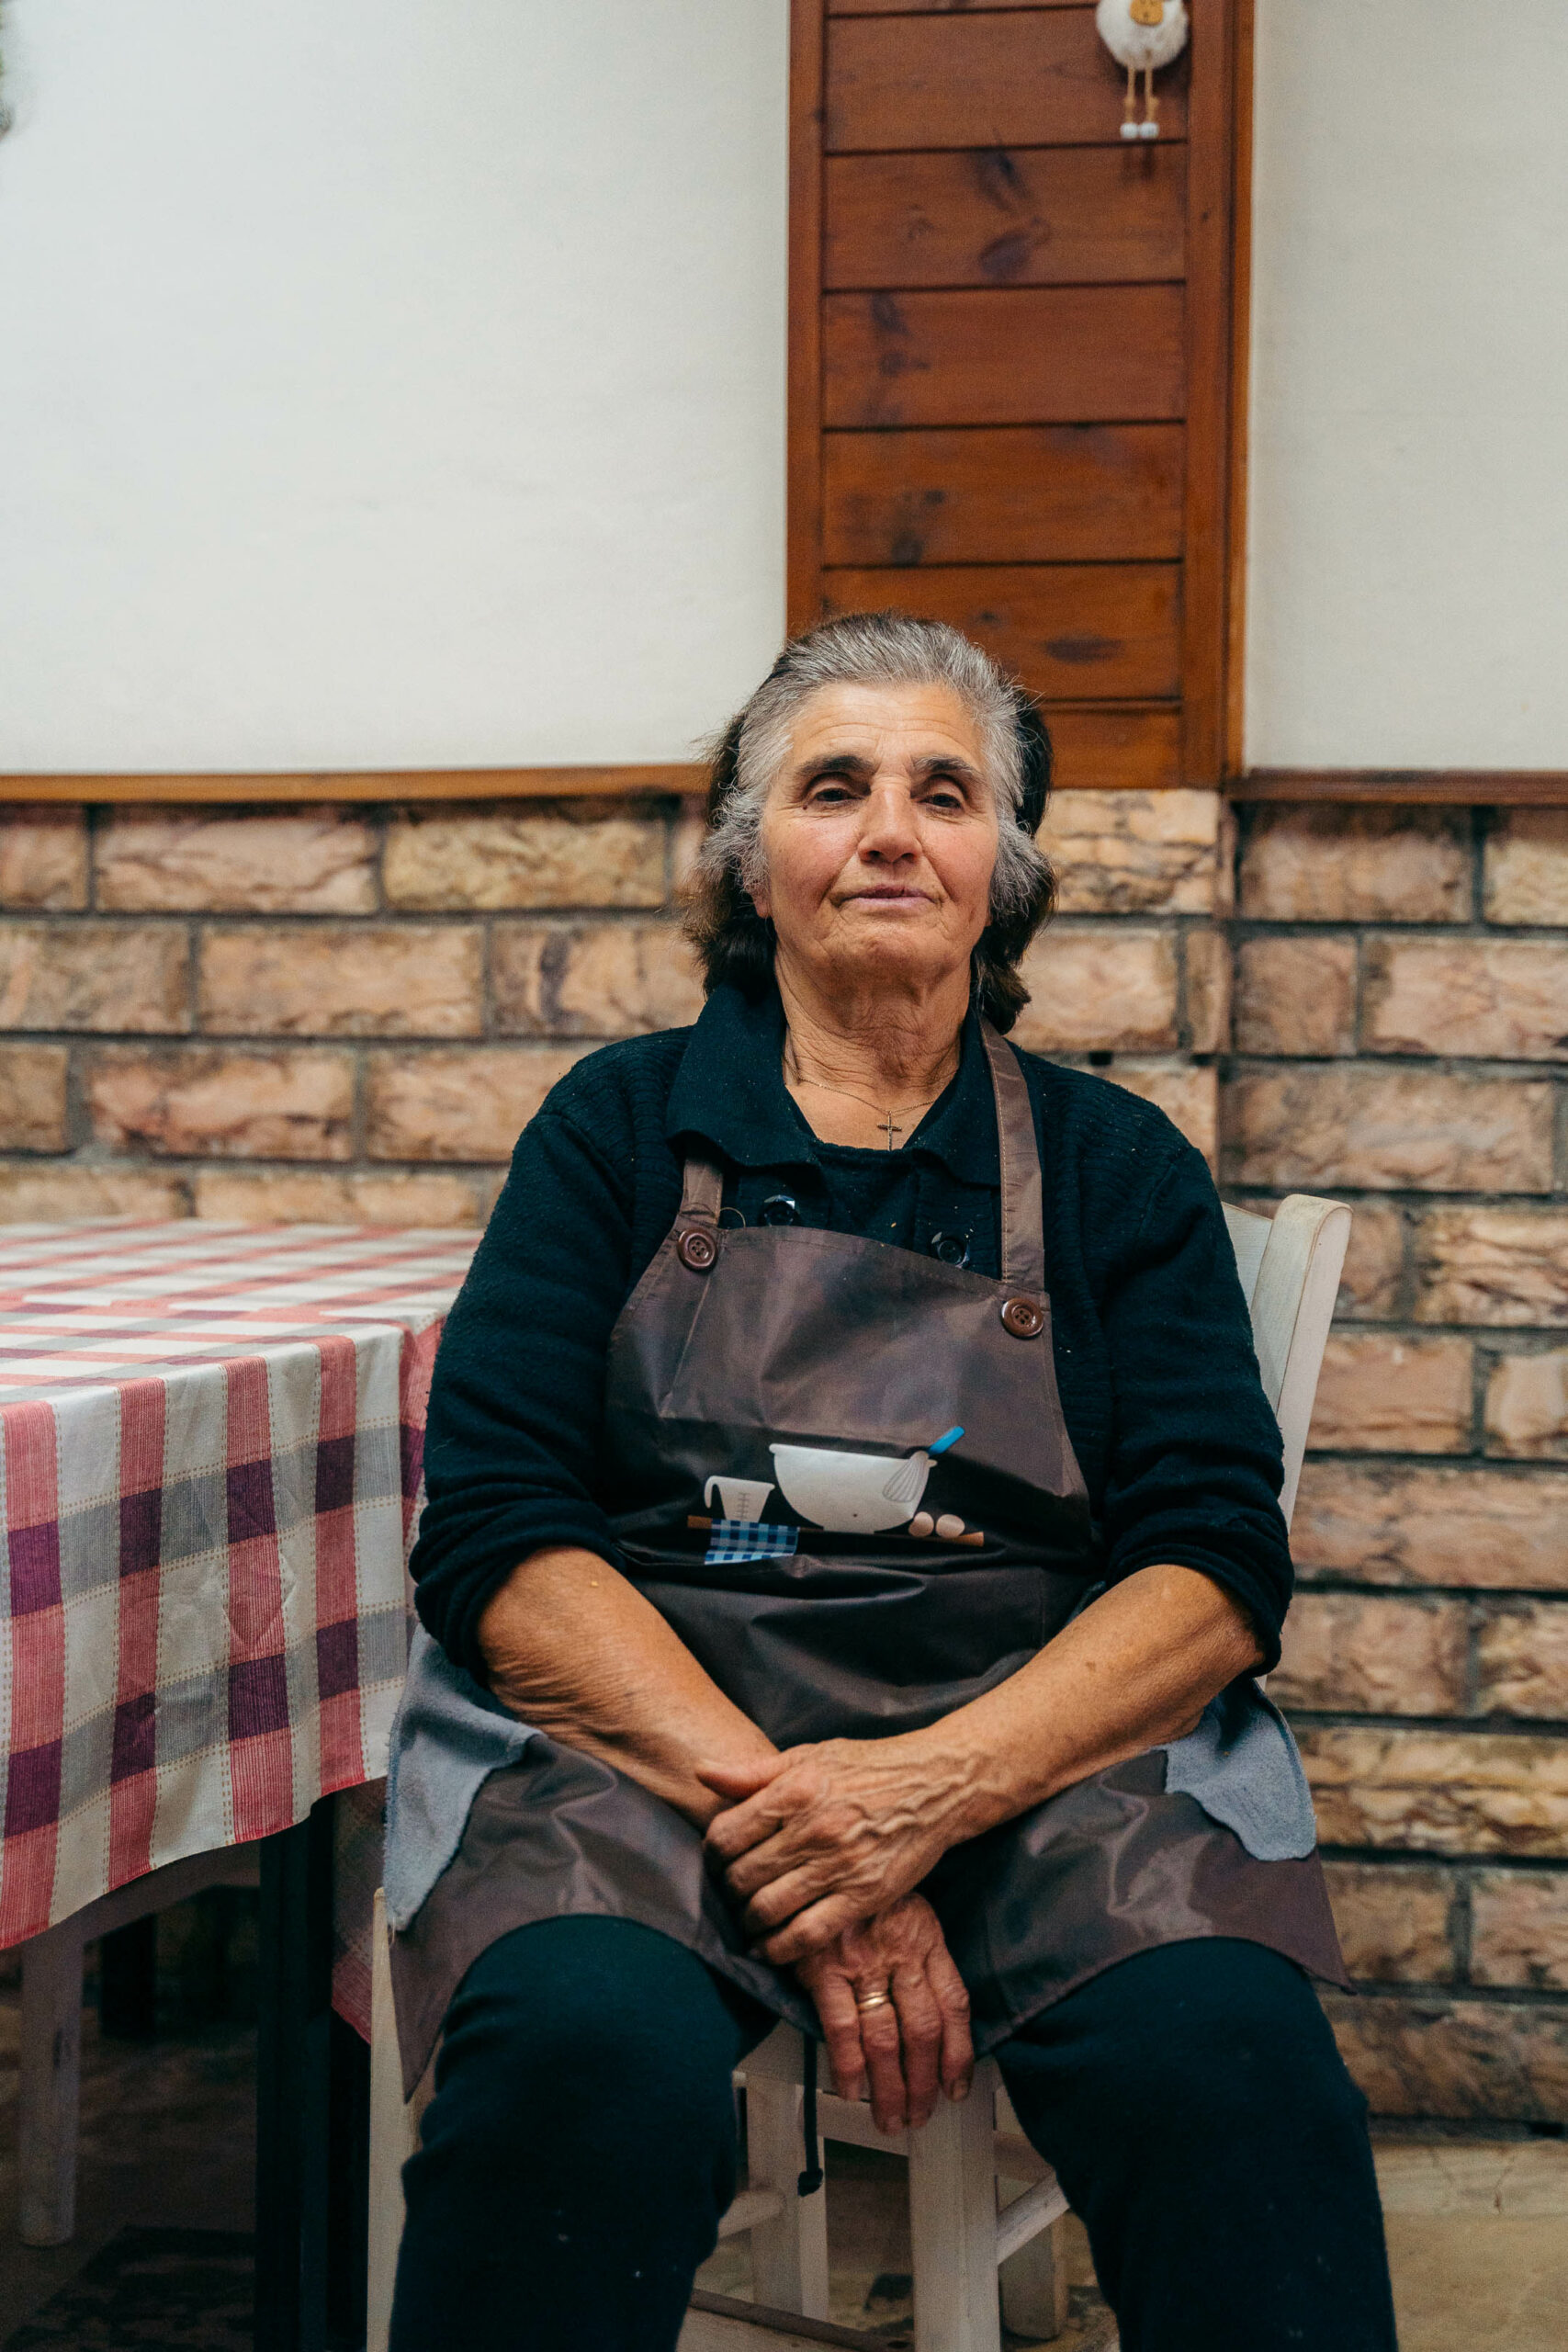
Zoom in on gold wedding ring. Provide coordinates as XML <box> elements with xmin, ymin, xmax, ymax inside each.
<box><xmin>855</xmin><ymin>1989</ymin><xmax>892</xmax><ymax>2012</ymax></box>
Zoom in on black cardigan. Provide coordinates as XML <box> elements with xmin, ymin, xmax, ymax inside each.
<box><xmin>410</xmin><ymin>985</ymin><xmax>1293</xmax><ymax>1679</ymax></box>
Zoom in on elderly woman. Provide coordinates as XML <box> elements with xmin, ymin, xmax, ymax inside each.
<box><xmin>384</xmin><ymin>616</ymin><xmax>1394</xmax><ymax>2352</ymax></box>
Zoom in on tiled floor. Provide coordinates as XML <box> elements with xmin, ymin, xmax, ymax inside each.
<box><xmin>697</xmin><ymin>2132</ymin><xmax>1568</xmax><ymax>2350</ymax></box>
<box><xmin>0</xmin><ymin>1980</ymin><xmax>255</xmax><ymax>2346</ymax></box>
<box><xmin>1374</xmin><ymin>2139</ymin><xmax>1568</xmax><ymax>2352</ymax></box>
<box><xmin>1</xmin><ymin>1967</ymin><xmax>1565</xmax><ymax>2347</ymax></box>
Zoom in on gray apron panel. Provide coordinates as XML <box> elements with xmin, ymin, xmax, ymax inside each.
<box><xmin>382</xmin><ymin>1627</ymin><xmax>536</xmax><ymax>1935</ymax></box>
<box><xmin>1162</xmin><ymin>1682</ymin><xmax>1318</xmax><ymax>1861</ymax></box>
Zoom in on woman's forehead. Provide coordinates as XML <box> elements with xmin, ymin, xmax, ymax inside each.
<box><xmin>785</xmin><ymin>679</ymin><xmax>985</xmax><ymax>766</ymax></box>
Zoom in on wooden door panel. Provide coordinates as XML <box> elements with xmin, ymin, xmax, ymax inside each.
<box><xmin>1047</xmin><ymin>706</ymin><xmax>1182</xmax><ymax>790</ymax></box>
<box><xmin>825</xmin><ymin>146</ymin><xmax>1186</xmax><ymax>289</ymax></box>
<box><xmin>821</xmin><ymin>425</ymin><xmax>1186</xmax><ymax>564</ymax></box>
<box><xmin>820</xmin><ymin>563</ymin><xmax>1182</xmax><ymax>699</ymax></box>
<box><xmin>824</xmin><ymin>285</ymin><xmax>1185</xmax><ymax>426</ymax></box>
<box><xmin>795</xmin><ymin>0</ymin><xmax>1249</xmax><ymax>783</ymax></box>
<box><xmin>826</xmin><ymin>11</ymin><xmax>1189</xmax><ymax>153</ymax></box>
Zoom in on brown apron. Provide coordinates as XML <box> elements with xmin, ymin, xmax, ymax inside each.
<box><xmin>392</xmin><ymin>1024</ymin><xmax>1346</xmax><ymax>2086</ymax></box>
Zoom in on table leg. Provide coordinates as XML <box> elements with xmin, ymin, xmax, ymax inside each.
<box><xmin>256</xmin><ymin>1801</ymin><xmax>334</xmax><ymax>2352</ymax></box>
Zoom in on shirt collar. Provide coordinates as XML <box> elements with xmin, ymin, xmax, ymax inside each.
<box><xmin>665</xmin><ymin>982</ymin><xmax>1000</xmax><ymax>1187</ymax></box>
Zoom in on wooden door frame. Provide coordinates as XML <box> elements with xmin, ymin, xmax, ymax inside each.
<box><xmin>787</xmin><ymin>0</ymin><xmax>829</xmax><ymax>638</ymax></box>
<box><xmin>1182</xmin><ymin>0</ymin><xmax>1252</xmax><ymax>788</ymax></box>
<box><xmin>785</xmin><ymin>0</ymin><xmax>1258</xmax><ymax>790</ymax></box>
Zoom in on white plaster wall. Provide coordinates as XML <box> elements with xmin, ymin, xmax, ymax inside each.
<box><xmin>0</xmin><ymin>2</ymin><xmax>788</xmax><ymax>770</ymax></box>
<box><xmin>1247</xmin><ymin>0</ymin><xmax>1568</xmax><ymax>770</ymax></box>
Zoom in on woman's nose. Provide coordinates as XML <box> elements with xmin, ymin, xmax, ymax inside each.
<box><xmin>857</xmin><ymin>781</ymin><xmax>920</xmax><ymax>858</ymax></box>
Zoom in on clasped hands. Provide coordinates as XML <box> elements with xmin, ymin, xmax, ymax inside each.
<box><xmin>700</xmin><ymin>1736</ymin><xmax>976</xmax><ymax>2132</ymax></box>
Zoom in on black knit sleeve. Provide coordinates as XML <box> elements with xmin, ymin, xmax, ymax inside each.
<box><xmin>409</xmin><ymin>1099</ymin><xmax>637</xmax><ymax>1680</ymax></box>
<box><xmin>1097</xmin><ymin>1142</ymin><xmax>1294</xmax><ymax>1666</ymax></box>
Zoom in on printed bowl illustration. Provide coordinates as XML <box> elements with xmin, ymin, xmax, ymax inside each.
<box><xmin>769</xmin><ymin>1442</ymin><xmax>931</xmax><ymax>1534</ymax></box>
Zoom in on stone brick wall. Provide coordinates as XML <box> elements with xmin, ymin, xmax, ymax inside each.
<box><xmin>1230</xmin><ymin>806</ymin><xmax>1568</xmax><ymax>2124</ymax></box>
<box><xmin>0</xmin><ymin>801</ymin><xmax>706</xmax><ymax>1225</ymax></box>
<box><xmin>0</xmin><ymin>792</ymin><xmax>1231</xmax><ymax>1217</ymax></box>
<box><xmin>0</xmin><ymin>790</ymin><xmax>1563</xmax><ymax>2120</ymax></box>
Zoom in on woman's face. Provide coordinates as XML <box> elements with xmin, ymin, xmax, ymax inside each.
<box><xmin>750</xmin><ymin>682</ymin><xmax>1000</xmax><ymax>1000</ymax></box>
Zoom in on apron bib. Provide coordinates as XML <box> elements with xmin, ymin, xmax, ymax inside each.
<box><xmin>391</xmin><ymin>1025</ymin><xmax>1345</xmax><ymax>2084</ymax></box>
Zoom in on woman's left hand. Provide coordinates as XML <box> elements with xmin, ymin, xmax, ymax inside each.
<box><xmin>700</xmin><ymin>1737</ymin><xmax>967</xmax><ymax>1963</ymax></box>
<box><xmin>795</xmin><ymin>1893</ymin><xmax>974</xmax><ymax>2132</ymax></box>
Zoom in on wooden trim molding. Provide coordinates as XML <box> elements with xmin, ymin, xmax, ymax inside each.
<box><xmin>0</xmin><ymin>765</ymin><xmax>707</xmax><ymax>806</ymax></box>
<box><xmin>1231</xmin><ymin>770</ymin><xmax>1568</xmax><ymax>807</ymax></box>
<box><xmin>1224</xmin><ymin>0</ymin><xmax>1256</xmax><ymax>782</ymax></box>
<box><xmin>787</xmin><ymin>0</ymin><xmax>829</xmax><ymax>637</ymax></box>
<box><xmin>11</xmin><ymin>760</ymin><xmax>1559</xmax><ymax>809</ymax></box>
<box><xmin>1179</xmin><ymin>0</ymin><xmax>1248</xmax><ymax>790</ymax></box>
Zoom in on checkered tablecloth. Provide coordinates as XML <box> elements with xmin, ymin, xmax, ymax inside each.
<box><xmin>0</xmin><ymin>1220</ymin><xmax>479</xmax><ymax>2030</ymax></box>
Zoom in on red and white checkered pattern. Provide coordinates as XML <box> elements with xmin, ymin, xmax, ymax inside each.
<box><xmin>0</xmin><ymin>1222</ymin><xmax>476</xmax><ymax>2012</ymax></box>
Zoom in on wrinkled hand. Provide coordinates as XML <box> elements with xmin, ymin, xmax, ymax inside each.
<box><xmin>700</xmin><ymin>1738</ymin><xmax>967</xmax><ymax>1964</ymax></box>
<box><xmin>796</xmin><ymin>1893</ymin><xmax>974</xmax><ymax>2134</ymax></box>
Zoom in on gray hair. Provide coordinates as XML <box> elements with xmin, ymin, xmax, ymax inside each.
<box><xmin>693</xmin><ymin>610</ymin><xmax>1050</xmax><ymax>921</ymax></box>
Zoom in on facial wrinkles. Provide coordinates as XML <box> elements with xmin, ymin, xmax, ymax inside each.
<box><xmin>753</xmin><ymin>686</ymin><xmax>1000</xmax><ymax>950</ymax></box>
<box><xmin>830</xmin><ymin>779</ymin><xmax>987</xmax><ymax>932</ymax></box>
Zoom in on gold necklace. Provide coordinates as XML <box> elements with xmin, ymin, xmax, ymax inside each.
<box><xmin>783</xmin><ymin>1037</ymin><xmax>957</xmax><ymax>1150</ymax></box>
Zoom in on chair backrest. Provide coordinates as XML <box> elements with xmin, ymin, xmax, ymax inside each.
<box><xmin>1222</xmin><ymin>1194</ymin><xmax>1351</xmax><ymax>1529</ymax></box>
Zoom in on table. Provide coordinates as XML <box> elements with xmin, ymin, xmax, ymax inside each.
<box><xmin>0</xmin><ymin>1220</ymin><xmax>477</xmax><ymax>2346</ymax></box>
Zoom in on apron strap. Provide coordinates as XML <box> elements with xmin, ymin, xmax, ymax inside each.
<box><xmin>674</xmin><ymin>1155</ymin><xmax>724</xmax><ymax>1272</ymax></box>
<box><xmin>981</xmin><ymin>1020</ymin><xmax>1047</xmax><ymax>1299</ymax></box>
<box><xmin>680</xmin><ymin>1156</ymin><xmax>724</xmax><ymax>1223</ymax></box>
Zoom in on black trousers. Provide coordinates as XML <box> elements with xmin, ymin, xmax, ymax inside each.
<box><xmin>389</xmin><ymin>1919</ymin><xmax>1397</xmax><ymax>2352</ymax></box>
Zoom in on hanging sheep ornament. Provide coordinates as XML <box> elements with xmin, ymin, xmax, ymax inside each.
<box><xmin>1096</xmin><ymin>0</ymin><xmax>1189</xmax><ymax>141</ymax></box>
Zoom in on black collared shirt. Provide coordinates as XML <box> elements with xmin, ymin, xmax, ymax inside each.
<box><xmin>666</xmin><ymin>985</ymin><xmax>1003</xmax><ymax>1271</ymax></box>
<box><xmin>412</xmin><ymin>983</ymin><xmax>1293</xmax><ymax>1678</ymax></box>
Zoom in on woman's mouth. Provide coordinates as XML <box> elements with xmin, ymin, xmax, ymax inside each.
<box><xmin>843</xmin><ymin>887</ymin><xmax>931</xmax><ymax>912</ymax></box>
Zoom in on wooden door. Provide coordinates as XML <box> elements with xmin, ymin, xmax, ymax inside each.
<box><xmin>789</xmin><ymin>0</ymin><xmax>1252</xmax><ymax>789</ymax></box>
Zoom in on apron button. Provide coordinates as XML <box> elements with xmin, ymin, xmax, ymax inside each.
<box><xmin>1000</xmin><ymin>1294</ymin><xmax>1045</xmax><ymax>1339</ymax></box>
<box><xmin>677</xmin><ymin>1226</ymin><xmax>718</xmax><ymax>1272</ymax></box>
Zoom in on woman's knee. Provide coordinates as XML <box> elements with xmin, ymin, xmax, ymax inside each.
<box><xmin>1129</xmin><ymin>1942</ymin><xmax>1358</xmax><ymax>2131</ymax></box>
<box><xmin>393</xmin><ymin>1922</ymin><xmax>753</xmax><ymax>2352</ymax></box>
<box><xmin>999</xmin><ymin>1941</ymin><xmax>1394</xmax><ymax>2348</ymax></box>
<box><xmin>1005</xmin><ymin>1938</ymin><xmax>1367</xmax><ymax>2162</ymax></box>
<box><xmin>419</xmin><ymin>1917</ymin><xmax>746</xmax><ymax>2191</ymax></box>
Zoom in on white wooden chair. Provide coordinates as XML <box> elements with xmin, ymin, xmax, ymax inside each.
<box><xmin>367</xmin><ymin>1193</ymin><xmax>1351</xmax><ymax>2352</ymax></box>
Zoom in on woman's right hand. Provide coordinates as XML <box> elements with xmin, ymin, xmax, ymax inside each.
<box><xmin>795</xmin><ymin>1893</ymin><xmax>974</xmax><ymax>2135</ymax></box>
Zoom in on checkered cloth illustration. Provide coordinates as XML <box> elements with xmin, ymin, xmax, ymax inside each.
<box><xmin>0</xmin><ymin>1220</ymin><xmax>478</xmax><ymax>2035</ymax></box>
<box><xmin>703</xmin><ymin>1518</ymin><xmax>801</xmax><ymax>1566</ymax></box>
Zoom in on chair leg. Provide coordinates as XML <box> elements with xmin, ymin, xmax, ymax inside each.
<box><xmin>367</xmin><ymin>1891</ymin><xmax>426</xmax><ymax>2352</ymax></box>
<box><xmin>999</xmin><ymin>2207</ymin><xmax>1070</xmax><ymax>2340</ymax></box>
<box><xmin>18</xmin><ymin>1922</ymin><xmax>85</xmax><ymax>2246</ymax></box>
<box><xmin>908</xmin><ymin>2059</ymin><xmax>1001</xmax><ymax>2352</ymax></box>
<box><xmin>741</xmin><ymin>2069</ymin><xmax>829</xmax><ymax>2320</ymax></box>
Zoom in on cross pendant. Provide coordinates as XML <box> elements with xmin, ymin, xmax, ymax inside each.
<box><xmin>881</xmin><ymin>1110</ymin><xmax>901</xmax><ymax>1148</ymax></box>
